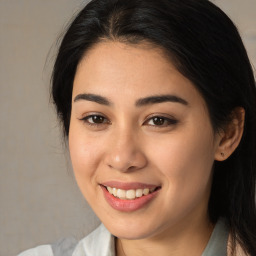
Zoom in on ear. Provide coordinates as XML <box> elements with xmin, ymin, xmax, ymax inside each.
<box><xmin>214</xmin><ymin>107</ymin><xmax>245</xmax><ymax>161</ymax></box>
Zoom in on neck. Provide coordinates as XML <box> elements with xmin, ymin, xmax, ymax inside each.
<box><xmin>116</xmin><ymin>217</ymin><xmax>214</xmax><ymax>256</ymax></box>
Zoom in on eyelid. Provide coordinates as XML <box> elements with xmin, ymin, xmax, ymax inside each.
<box><xmin>143</xmin><ymin>114</ymin><xmax>178</xmax><ymax>126</ymax></box>
<box><xmin>78</xmin><ymin>112</ymin><xmax>111</xmax><ymax>125</ymax></box>
<box><xmin>78</xmin><ymin>112</ymin><xmax>178</xmax><ymax>127</ymax></box>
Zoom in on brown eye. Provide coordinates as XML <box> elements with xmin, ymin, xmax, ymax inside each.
<box><xmin>145</xmin><ymin>116</ymin><xmax>178</xmax><ymax>127</ymax></box>
<box><xmin>81</xmin><ymin>115</ymin><xmax>110</xmax><ymax>125</ymax></box>
<box><xmin>90</xmin><ymin>115</ymin><xmax>105</xmax><ymax>124</ymax></box>
<box><xmin>152</xmin><ymin>117</ymin><xmax>165</xmax><ymax>125</ymax></box>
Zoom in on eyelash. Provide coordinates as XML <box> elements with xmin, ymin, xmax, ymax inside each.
<box><xmin>79</xmin><ymin>114</ymin><xmax>110</xmax><ymax>127</ymax></box>
<box><xmin>79</xmin><ymin>114</ymin><xmax>178</xmax><ymax>128</ymax></box>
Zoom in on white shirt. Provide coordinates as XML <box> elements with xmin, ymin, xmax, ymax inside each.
<box><xmin>18</xmin><ymin>219</ymin><xmax>229</xmax><ymax>256</ymax></box>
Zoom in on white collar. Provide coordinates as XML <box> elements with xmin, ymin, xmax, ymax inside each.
<box><xmin>72</xmin><ymin>218</ymin><xmax>228</xmax><ymax>256</ymax></box>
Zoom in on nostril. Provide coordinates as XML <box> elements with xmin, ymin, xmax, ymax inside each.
<box><xmin>127</xmin><ymin>166</ymin><xmax>136</xmax><ymax>170</ymax></box>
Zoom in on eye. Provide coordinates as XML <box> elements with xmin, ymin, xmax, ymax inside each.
<box><xmin>144</xmin><ymin>116</ymin><xmax>178</xmax><ymax>127</ymax></box>
<box><xmin>79</xmin><ymin>114</ymin><xmax>110</xmax><ymax>126</ymax></box>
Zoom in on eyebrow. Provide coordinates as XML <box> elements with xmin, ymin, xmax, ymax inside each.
<box><xmin>135</xmin><ymin>95</ymin><xmax>188</xmax><ymax>107</ymax></box>
<box><xmin>73</xmin><ymin>93</ymin><xmax>188</xmax><ymax>107</ymax></box>
<box><xmin>74</xmin><ymin>93</ymin><xmax>111</xmax><ymax>105</ymax></box>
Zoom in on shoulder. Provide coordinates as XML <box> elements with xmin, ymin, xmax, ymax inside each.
<box><xmin>17</xmin><ymin>236</ymin><xmax>78</xmax><ymax>256</ymax></box>
<box><xmin>17</xmin><ymin>224</ymin><xmax>115</xmax><ymax>256</ymax></box>
<box><xmin>17</xmin><ymin>245</ymin><xmax>53</xmax><ymax>256</ymax></box>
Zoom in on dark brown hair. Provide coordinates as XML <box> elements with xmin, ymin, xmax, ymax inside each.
<box><xmin>52</xmin><ymin>0</ymin><xmax>256</xmax><ymax>254</ymax></box>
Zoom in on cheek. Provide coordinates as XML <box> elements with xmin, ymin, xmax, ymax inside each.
<box><xmin>149</xmin><ymin>125</ymin><xmax>215</xmax><ymax>208</ymax></box>
<box><xmin>151</xmin><ymin>130</ymin><xmax>214</xmax><ymax>176</ymax></box>
<box><xmin>68</xmin><ymin>123</ymin><xmax>102</xmax><ymax>190</ymax></box>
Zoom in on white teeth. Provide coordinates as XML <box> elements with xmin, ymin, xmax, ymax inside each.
<box><xmin>107</xmin><ymin>187</ymin><xmax>113</xmax><ymax>193</ymax></box>
<box><xmin>106</xmin><ymin>186</ymin><xmax>157</xmax><ymax>200</ymax></box>
<box><xmin>126</xmin><ymin>190</ymin><xmax>136</xmax><ymax>199</ymax></box>
<box><xmin>135</xmin><ymin>189</ymin><xmax>143</xmax><ymax>198</ymax></box>
<box><xmin>117</xmin><ymin>189</ymin><xmax>126</xmax><ymax>199</ymax></box>
<box><xmin>112</xmin><ymin>188</ymin><xmax>117</xmax><ymax>196</ymax></box>
<box><xmin>143</xmin><ymin>188</ymin><xmax>149</xmax><ymax>195</ymax></box>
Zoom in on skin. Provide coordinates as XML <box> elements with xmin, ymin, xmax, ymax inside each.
<box><xmin>69</xmin><ymin>41</ymin><xmax>244</xmax><ymax>256</ymax></box>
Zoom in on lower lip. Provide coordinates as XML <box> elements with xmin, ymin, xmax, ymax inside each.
<box><xmin>101</xmin><ymin>186</ymin><xmax>160</xmax><ymax>212</ymax></box>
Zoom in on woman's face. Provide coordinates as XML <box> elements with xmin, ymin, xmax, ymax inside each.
<box><xmin>69</xmin><ymin>41</ymin><xmax>221</xmax><ymax>240</ymax></box>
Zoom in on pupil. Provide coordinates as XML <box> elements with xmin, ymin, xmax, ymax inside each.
<box><xmin>153</xmin><ymin>117</ymin><xmax>164</xmax><ymax>125</ymax></box>
<box><xmin>93</xmin><ymin>116</ymin><xmax>104</xmax><ymax>123</ymax></box>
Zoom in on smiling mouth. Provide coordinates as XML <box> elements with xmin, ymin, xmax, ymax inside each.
<box><xmin>102</xmin><ymin>185</ymin><xmax>161</xmax><ymax>200</ymax></box>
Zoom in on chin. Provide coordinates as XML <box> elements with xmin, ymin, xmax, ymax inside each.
<box><xmin>102</xmin><ymin>218</ymin><xmax>161</xmax><ymax>240</ymax></box>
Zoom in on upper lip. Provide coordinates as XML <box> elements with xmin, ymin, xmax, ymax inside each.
<box><xmin>100</xmin><ymin>181</ymin><xmax>160</xmax><ymax>190</ymax></box>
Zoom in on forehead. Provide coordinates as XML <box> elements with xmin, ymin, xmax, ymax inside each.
<box><xmin>75</xmin><ymin>41</ymin><xmax>173</xmax><ymax>83</ymax></box>
<box><xmin>73</xmin><ymin>41</ymin><xmax>204</xmax><ymax>107</ymax></box>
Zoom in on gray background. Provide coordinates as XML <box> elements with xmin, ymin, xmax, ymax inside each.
<box><xmin>0</xmin><ymin>0</ymin><xmax>255</xmax><ymax>255</ymax></box>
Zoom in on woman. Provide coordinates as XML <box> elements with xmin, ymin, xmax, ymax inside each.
<box><xmin>19</xmin><ymin>0</ymin><xmax>256</xmax><ymax>255</ymax></box>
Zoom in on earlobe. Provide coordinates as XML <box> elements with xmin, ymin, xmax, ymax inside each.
<box><xmin>214</xmin><ymin>107</ymin><xmax>245</xmax><ymax>161</ymax></box>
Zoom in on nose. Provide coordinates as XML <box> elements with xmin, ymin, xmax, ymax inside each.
<box><xmin>104</xmin><ymin>131</ymin><xmax>147</xmax><ymax>172</ymax></box>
